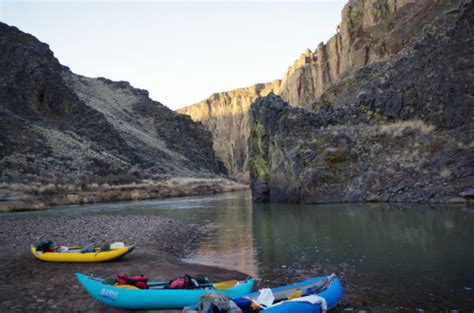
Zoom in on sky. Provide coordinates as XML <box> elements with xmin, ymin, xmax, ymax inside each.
<box><xmin>0</xmin><ymin>0</ymin><xmax>346</xmax><ymax>110</ymax></box>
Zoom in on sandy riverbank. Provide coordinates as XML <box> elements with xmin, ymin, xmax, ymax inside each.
<box><xmin>0</xmin><ymin>214</ymin><xmax>249</xmax><ymax>312</ymax></box>
<box><xmin>0</xmin><ymin>177</ymin><xmax>248</xmax><ymax>212</ymax></box>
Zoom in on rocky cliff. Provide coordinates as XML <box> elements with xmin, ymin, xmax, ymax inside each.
<box><xmin>278</xmin><ymin>0</ymin><xmax>423</xmax><ymax>107</ymax></box>
<box><xmin>177</xmin><ymin>81</ymin><xmax>281</xmax><ymax>180</ymax></box>
<box><xmin>179</xmin><ymin>0</ymin><xmax>462</xmax><ymax>179</ymax></box>
<box><xmin>249</xmin><ymin>0</ymin><xmax>473</xmax><ymax>203</ymax></box>
<box><xmin>0</xmin><ymin>22</ymin><xmax>226</xmax><ymax>188</ymax></box>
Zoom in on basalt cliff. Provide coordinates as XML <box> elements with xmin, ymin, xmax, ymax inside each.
<box><xmin>181</xmin><ymin>0</ymin><xmax>474</xmax><ymax>203</ymax></box>
<box><xmin>178</xmin><ymin>0</ymin><xmax>456</xmax><ymax>178</ymax></box>
<box><xmin>249</xmin><ymin>0</ymin><xmax>473</xmax><ymax>203</ymax></box>
<box><xmin>178</xmin><ymin>81</ymin><xmax>280</xmax><ymax>180</ymax></box>
<box><xmin>0</xmin><ymin>22</ymin><xmax>244</xmax><ymax>211</ymax></box>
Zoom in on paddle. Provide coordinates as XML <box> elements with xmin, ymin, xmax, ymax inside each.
<box><xmin>213</xmin><ymin>280</ymin><xmax>238</xmax><ymax>290</ymax></box>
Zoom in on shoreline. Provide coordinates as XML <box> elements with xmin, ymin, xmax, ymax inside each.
<box><xmin>0</xmin><ymin>177</ymin><xmax>248</xmax><ymax>213</ymax></box>
<box><xmin>1</xmin><ymin>196</ymin><xmax>471</xmax><ymax>312</ymax></box>
<box><xmin>0</xmin><ymin>214</ymin><xmax>250</xmax><ymax>312</ymax></box>
<box><xmin>1</xmin><ymin>176</ymin><xmax>471</xmax><ymax>214</ymax></box>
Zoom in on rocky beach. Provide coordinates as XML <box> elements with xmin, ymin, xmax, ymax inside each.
<box><xmin>0</xmin><ymin>214</ymin><xmax>248</xmax><ymax>312</ymax></box>
<box><xmin>0</xmin><ymin>177</ymin><xmax>247</xmax><ymax>213</ymax></box>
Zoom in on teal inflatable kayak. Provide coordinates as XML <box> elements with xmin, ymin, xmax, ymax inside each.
<box><xmin>232</xmin><ymin>274</ymin><xmax>343</xmax><ymax>313</ymax></box>
<box><xmin>75</xmin><ymin>273</ymin><xmax>255</xmax><ymax>310</ymax></box>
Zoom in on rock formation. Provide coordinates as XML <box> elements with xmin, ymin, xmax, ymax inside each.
<box><xmin>178</xmin><ymin>81</ymin><xmax>280</xmax><ymax>180</ymax></box>
<box><xmin>249</xmin><ymin>0</ymin><xmax>473</xmax><ymax>203</ymax></box>
<box><xmin>278</xmin><ymin>0</ymin><xmax>420</xmax><ymax>107</ymax></box>
<box><xmin>179</xmin><ymin>0</ymin><xmax>463</xmax><ymax>181</ymax></box>
<box><xmin>0</xmin><ymin>22</ymin><xmax>226</xmax><ymax>187</ymax></box>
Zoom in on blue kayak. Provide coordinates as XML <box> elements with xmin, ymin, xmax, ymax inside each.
<box><xmin>75</xmin><ymin>273</ymin><xmax>255</xmax><ymax>310</ymax></box>
<box><xmin>234</xmin><ymin>274</ymin><xmax>343</xmax><ymax>313</ymax></box>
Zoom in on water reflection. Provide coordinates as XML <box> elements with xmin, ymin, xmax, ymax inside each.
<box><xmin>182</xmin><ymin>198</ymin><xmax>474</xmax><ymax>309</ymax></box>
<box><xmin>251</xmin><ymin>202</ymin><xmax>474</xmax><ymax>309</ymax></box>
<box><xmin>253</xmin><ymin>202</ymin><xmax>473</xmax><ymax>266</ymax></box>
<box><xmin>182</xmin><ymin>194</ymin><xmax>258</xmax><ymax>277</ymax></box>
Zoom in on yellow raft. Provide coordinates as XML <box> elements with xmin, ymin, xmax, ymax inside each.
<box><xmin>31</xmin><ymin>245</ymin><xmax>135</xmax><ymax>263</ymax></box>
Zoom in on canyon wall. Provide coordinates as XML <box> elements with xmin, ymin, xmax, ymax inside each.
<box><xmin>278</xmin><ymin>0</ymin><xmax>419</xmax><ymax>108</ymax></box>
<box><xmin>249</xmin><ymin>0</ymin><xmax>473</xmax><ymax>203</ymax></box>
<box><xmin>178</xmin><ymin>81</ymin><xmax>280</xmax><ymax>180</ymax></box>
<box><xmin>179</xmin><ymin>0</ymin><xmax>456</xmax><ymax>179</ymax></box>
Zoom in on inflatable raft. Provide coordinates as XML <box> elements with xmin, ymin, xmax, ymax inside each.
<box><xmin>75</xmin><ymin>273</ymin><xmax>256</xmax><ymax>310</ymax></box>
<box><xmin>233</xmin><ymin>274</ymin><xmax>343</xmax><ymax>313</ymax></box>
<box><xmin>185</xmin><ymin>274</ymin><xmax>343</xmax><ymax>313</ymax></box>
<box><xmin>31</xmin><ymin>245</ymin><xmax>134</xmax><ymax>262</ymax></box>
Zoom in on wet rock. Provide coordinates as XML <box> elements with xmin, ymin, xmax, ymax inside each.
<box><xmin>459</xmin><ymin>189</ymin><xmax>474</xmax><ymax>199</ymax></box>
<box><xmin>365</xmin><ymin>193</ymin><xmax>382</xmax><ymax>202</ymax></box>
<box><xmin>446</xmin><ymin>197</ymin><xmax>466</xmax><ymax>204</ymax></box>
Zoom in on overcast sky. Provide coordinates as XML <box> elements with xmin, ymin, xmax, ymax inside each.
<box><xmin>1</xmin><ymin>0</ymin><xmax>346</xmax><ymax>110</ymax></box>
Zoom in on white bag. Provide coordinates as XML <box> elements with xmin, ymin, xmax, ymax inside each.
<box><xmin>58</xmin><ymin>246</ymin><xmax>69</xmax><ymax>252</ymax></box>
<box><xmin>110</xmin><ymin>242</ymin><xmax>125</xmax><ymax>249</ymax></box>
<box><xmin>255</xmin><ymin>288</ymin><xmax>275</xmax><ymax>308</ymax></box>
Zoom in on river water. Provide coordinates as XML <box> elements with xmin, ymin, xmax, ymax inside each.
<box><xmin>10</xmin><ymin>191</ymin><xmax>474</xmax><ymax>310</ymax></box>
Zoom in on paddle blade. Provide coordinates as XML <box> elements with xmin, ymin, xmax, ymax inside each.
<box><xmin>213</xmin><ymin>280</ymin><xmax>238</xmax><ymax>290</ymax></box>
<box><xmin>288</xmin><ymin>290</ymin><xmax>303</xmax><ymax>299</ymax></box>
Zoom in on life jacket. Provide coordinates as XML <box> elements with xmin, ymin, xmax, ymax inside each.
<box><xmin>116</xmin><ymin>274</ymin><xmax>148</xmax><ymax>289</ymax></box>
<box><xmin>49</xmin><ymin>245</ymin><xmax>60</xmax><ymax>252</ymax></box>
<box><xmin>168</xmin><ymin>274</ymin><xmax>197</xmax><ymax>289</ymax></box>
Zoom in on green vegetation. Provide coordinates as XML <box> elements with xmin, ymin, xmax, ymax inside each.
<box><xmin>249</xmin><ymin>122</ymin><xmax>271</xmax><ymax>181</ymax></box>
<box><xmin>250</xmin><ymin>154</ymin><xmax>270</xmax><ymax>181</ymax></box>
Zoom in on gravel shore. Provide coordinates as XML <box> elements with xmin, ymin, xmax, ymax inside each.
<box><xmin>0</xmin><ymin>214</ymin><xmax>248</xmax><ymax>312</ymax></box>
<box><xmin>0</xmin><ymin>178</ymin><xmax>248</xmax><ymax>212</ymax></box>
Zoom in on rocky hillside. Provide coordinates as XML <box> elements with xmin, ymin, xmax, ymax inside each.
<box><xmin>179</xmin><ymin>0</ymin><xmax>462</xmax><ymax>180</ymax></box>
<box><xmin>249</xmin><ymin>0</ymin><xmax>473</xmax><ymax>203</ymax></box>
<box><xmin>178</xmin><ymin>81</ymin><xmax>280</xmax><ymax>180</ymax></box>
<box><xmin>0</xmin><ymin>22</ymin><xmax>233</xmax><ymax>209</ymax></box>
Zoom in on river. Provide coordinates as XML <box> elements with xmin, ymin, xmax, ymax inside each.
<box><xmin>8</xmin><ymin>191</ymin><xmax>474</xmax><ymax>310</ymax></box>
